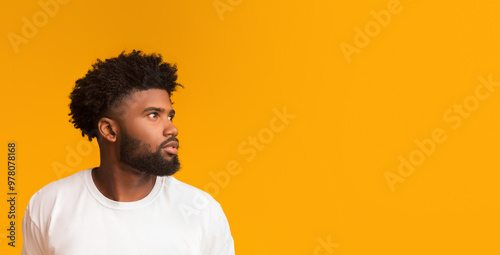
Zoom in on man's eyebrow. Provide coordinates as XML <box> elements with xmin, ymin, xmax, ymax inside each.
<box><xmin>142</xmin><ymin>107</ymin><xmax>175</xmax><ymax>115</ymax></box>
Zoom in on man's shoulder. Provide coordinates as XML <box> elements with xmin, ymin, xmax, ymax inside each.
<box><xmin>38</xmin><ymin>169</ymin><xmax>88</xmax><ymax>194</ymax></box>
<box><xmin>167</xmin><ymin>176</ymin><xmax>208</xmax><ymax>194</ymax></box>
<box><xmin>25</xmin><ymin>169</ymin><xmax>91</xmax><ymax>226</ymax></box>
<box><xmin>164</xmin><ymin>176</ymin><xmax>221</xmax><ymax>208</ymax></box>
<box><xmin>28</xmin><ymin>169</ymin><xmax>89</xmax><ymax>208</ymax></box>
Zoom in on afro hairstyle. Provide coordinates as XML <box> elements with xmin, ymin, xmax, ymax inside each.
<box><xmin>68</xmin><ymin>50</ymin><xmax>182</xmax><ymax>141</ymax></box>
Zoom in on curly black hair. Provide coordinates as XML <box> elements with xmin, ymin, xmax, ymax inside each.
<box><xmin>69</xmin><ymin>50</ymin><xmax>182</xmax><ymax>141</ymax></box>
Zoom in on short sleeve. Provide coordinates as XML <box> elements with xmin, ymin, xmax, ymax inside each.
<box><xmin>21</xmin><ymin>198</ymin><xmax>49</xmax><ymax>255</ymax></box>
<box><xmin>203</xmin><ymin>202</ymin><xmax>235</xmax><ymax>255</ymax></box>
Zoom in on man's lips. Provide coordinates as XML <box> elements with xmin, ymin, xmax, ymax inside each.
<box><xmin>162</xmin><ymin>140</ymin><xmax>179</xmax><ymax>155</ymax></box>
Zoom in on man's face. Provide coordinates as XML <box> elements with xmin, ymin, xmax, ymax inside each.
<box><xmin>114</xmin><ymin>89</ymin><xmax>180</xmax><ymax>176</ymax></box>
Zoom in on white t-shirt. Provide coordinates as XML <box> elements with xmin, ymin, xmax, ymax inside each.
<box><xmin>21</xmin><ymin>168</ymin><xmax>235</xmax><ymax>255</ymax></box>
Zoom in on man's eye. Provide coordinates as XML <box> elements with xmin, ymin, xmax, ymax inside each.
<box><xmin>168</xmin><ymin>116</ymin><xmax>174</xmax><ymax>121</ymax></box>
<box><xmin>148</xmin><ymin>113</ymin><xmax>158</xmax><ymax>118</ymax></box>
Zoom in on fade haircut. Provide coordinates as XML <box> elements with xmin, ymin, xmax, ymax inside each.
<box><xmin>69</xmin><ymin>50</ymin><xmax>182</xmax><ymax>141</ymax></box>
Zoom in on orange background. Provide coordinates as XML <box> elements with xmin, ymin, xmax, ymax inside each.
<box><xmin>1</xmin><ymin>0</ymin><xmax>500</xmax><ymax>254</ymax></box>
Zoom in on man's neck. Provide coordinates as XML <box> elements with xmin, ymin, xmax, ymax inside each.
<box><xmin>91</xmin><ymin>164</ymin><xmax>157</xmax><ymax>202</ymax></box>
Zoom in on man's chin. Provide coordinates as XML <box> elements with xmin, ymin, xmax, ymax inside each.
<box><xmin>149</xmin><ymin>164</ymin><xmax>181</xmax><ymax>177</ymax></box>
<box><xmin>120</xmin><ymin>159</ymin><xmax>180</xmax><ymax>177</ymax></box>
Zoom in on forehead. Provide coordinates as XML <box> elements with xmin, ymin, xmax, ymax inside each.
<box><xmin>109</xmin><ymin>88</ymin><xmax>172</xmax><ymax>118</ymax></box>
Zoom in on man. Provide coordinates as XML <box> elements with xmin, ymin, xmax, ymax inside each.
<box><xmin>21</xmin><ymin>50</ymin><xmax>235</xmax><ymax>255</ymax></box>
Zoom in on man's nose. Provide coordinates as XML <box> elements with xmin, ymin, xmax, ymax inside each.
<box><xmin>164</xmin><ymin>119</ymin><xmax>178</xmax><ymax>137</ymax></box>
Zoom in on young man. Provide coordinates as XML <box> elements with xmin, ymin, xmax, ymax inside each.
<box><xmin>21</xmin><ymin>50</ymin><xmax>235</xmax><ymax>255</ymax></box>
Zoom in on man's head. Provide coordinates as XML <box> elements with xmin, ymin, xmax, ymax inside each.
<box><xmin>69</xmin><ymin>50</ymin><xmax>182</xmax><ymax>176</ymax></box>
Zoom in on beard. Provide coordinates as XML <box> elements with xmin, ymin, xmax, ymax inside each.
<box><xmin>119</xmin><ymin>130</ymin><xmax>181</xmax><ymax>176</ymax></box>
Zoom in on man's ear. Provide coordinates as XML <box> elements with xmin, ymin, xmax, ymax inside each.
<box><xmin>97</xmin><ymin>117</ymin><xmax>119</xmax><ymax>142</ymax></box>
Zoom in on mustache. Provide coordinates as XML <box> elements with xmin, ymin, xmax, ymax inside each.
<box><xmin>159</xmin><ymin>137</ymin><xmax>179</xmax><ymax>149</ymax></box>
